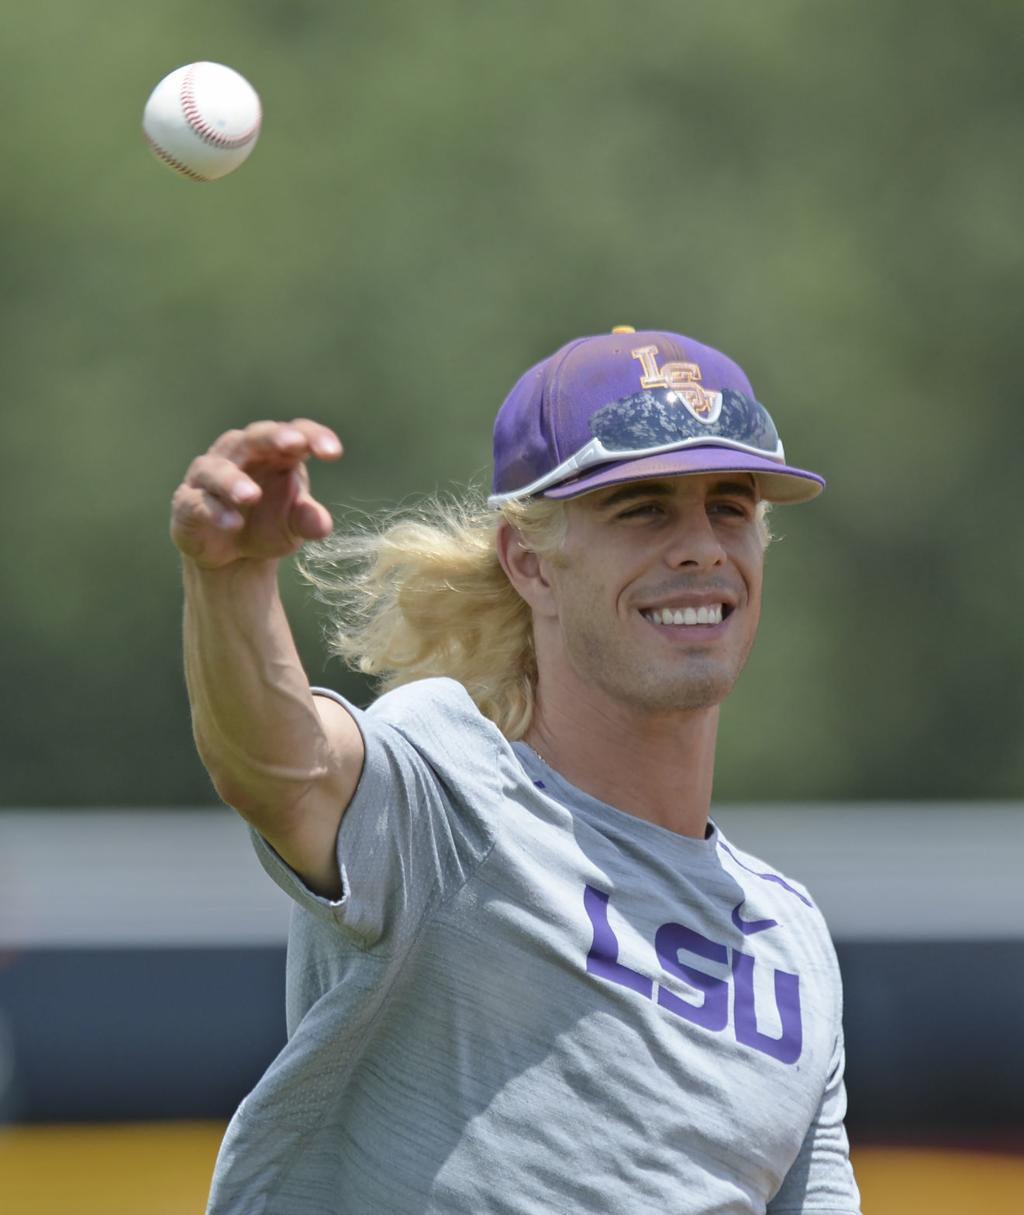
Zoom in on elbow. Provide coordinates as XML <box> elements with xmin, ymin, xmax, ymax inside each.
<box><xmin>208</xmin><ymin>770</ymin><xmax>271</xmax><ymax>819</ymax></box>
<box><xmin>195</xmin><ymin>740</ymin><xmax>325</xmax><ymax>831</ymax></box>
<box><xmin>209</xmin><ymin>772</ymin><xmax>325</xmax><ymax>845</ymax></box>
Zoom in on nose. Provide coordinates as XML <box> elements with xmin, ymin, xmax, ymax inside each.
<box><xmin>661</xmin><ymin>507</ymin><xmax>727</xmax><ymax>571</ymax></box>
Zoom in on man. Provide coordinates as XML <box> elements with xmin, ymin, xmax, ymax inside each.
<box><xmin>172</xmin><ymin>326</ymin><xmax>861</xmax><ymax>1214</ymax></box>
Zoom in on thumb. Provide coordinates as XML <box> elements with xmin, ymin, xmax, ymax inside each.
<box><xmin>290</xmin><ymin>494</ymin><xmax>334</xmax><ymax>540</ymax></box>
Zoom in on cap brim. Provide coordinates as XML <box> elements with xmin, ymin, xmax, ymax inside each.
<box><xmin>541</xmin><ymin>447</ymin><xmax>825</xmax><ymax>504</ymax></box>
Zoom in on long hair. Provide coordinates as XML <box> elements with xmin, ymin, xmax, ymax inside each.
<box><xmin>299</xmin><ymin>493</ymin><xmax>568</xmax><ymax>740</ymax></box>
<box><xmin>300</xmin><ymin>491</ymin><xmax>771</xmax><ymax>738</ymax></box>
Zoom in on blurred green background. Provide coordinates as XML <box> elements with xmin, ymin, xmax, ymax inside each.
<box><xmin>3</xmin><ymin>0</ymin><xmax>1021</xmax><ymax>807</ymax></box>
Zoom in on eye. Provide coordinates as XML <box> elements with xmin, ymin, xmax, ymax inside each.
<box><xmin>618</xmin><ymin>502</ymin><xmax>665</xmax><ymax>519</ymax></box>
<box><xmin>709</xmin><ymin>500</ymin><xmax>753</xmax><ymax>520</ymax></box>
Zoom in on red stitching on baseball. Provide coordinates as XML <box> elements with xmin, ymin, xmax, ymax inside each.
<box><xmin>179</xmin><ymin>64</ymin><xmax>261</xmax><ymax>151</ymax></box>
<box><xmin>143</xmin><ymin>130</ymin><xmax>210</xmax><ymax>182</ymax></box>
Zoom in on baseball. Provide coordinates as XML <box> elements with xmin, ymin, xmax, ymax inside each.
<box><xmin>143</xmin><ymin>62</ymin><xmax>262</xmax><ymax>182</ymax></box>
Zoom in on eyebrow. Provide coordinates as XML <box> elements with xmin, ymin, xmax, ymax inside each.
<box><xmin>709</xmin><ymin>480</ymin><xmax>758</xmax><ymax>501</ymax></box>
<box><xmin>594</xmin><ymin>478</ymin><xmax>758</xmax><ymax>510</ymax></box>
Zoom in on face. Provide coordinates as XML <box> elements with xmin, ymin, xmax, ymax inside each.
<box><xmin>535</xmin><ymin>474</ymin><xmax>765</xmax><ymax>716</ymax></box>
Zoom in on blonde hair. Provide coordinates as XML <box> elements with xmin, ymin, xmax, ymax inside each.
<box><xmin>300</xmin><ymin>494</ymin><xmax>567</xmax><ymax>739</ymax></box>
<box><xmin>301</xmin><ymin>491</ymin><xmax>771</xmax><ymax>738</ymax></box>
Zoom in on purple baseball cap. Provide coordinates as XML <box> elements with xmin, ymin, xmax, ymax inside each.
<box><xmin>488</xmin><ymin>326</ymin><xmax>824</xmax><ymax>506</ymax></box>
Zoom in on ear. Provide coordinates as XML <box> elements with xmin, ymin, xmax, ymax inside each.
<box><xmin>496</xmin><ymin>520</ymin><xmax>559</xmax><ymax>618</ymax></box>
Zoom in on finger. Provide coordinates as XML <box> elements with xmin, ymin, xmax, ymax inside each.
<box><xmin>288</xmin><ymin>418</ymin><xmax>343</xmax><ymax>460</ymax></box>
<box><xmin>211</xmin><ymin>420</ymin><xmax>341</xmax><ymax>467</ymax></box>
<box><xmin>172</xmin><ymin>484</ymin><xmax>245</xmax><ymax>536</ymax></box>
<box><xmin>289</xmin><ymin>493</ymin><xmax>334</xmax><ymax>540</ymax></box>
<box><xmin>210</xmin><ymin>422</ymin><xmax>310</xmax><ymax>466</ymax></box>
<box><xmin>200</xmin><ymin>489</ymin><xmax>245</xmax><ymax>531</ymax></box>
<box><xmin>186</xmin><ymin>454</ymin><xmax>263</xmax><ymax>508</ymax></box>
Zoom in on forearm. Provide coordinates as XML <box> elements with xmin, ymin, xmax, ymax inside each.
<box><xmin>182</xmin><ymin>557</ymin><xmax>331</xmax><ymax>819</ymax></box>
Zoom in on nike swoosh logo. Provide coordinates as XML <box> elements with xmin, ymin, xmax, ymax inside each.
<box><xmin>718</xmin><ymin>841</ymin><xmax>814</xmax><ymax>908</ymax></box>
<box><xmin>732</xmin><ymin>901</ymin><xmax>779</xmax><ymax>936</ymax></box>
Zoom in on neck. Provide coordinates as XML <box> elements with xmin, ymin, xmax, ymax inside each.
<box><xmin>523</xmin><ymin>673</ymin><xmax>720</xmax><ymax>839</ymax></box>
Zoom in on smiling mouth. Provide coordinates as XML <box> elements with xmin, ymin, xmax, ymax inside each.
<box><xmin>640</xmin><ymin>604</ymin><xmax>730</xmax><ymax>627</ymax></box>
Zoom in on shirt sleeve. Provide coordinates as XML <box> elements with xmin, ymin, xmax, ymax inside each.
<box><xmin>249</xmin><ymin>679</ymin><xmax>500</xmax><ymax>952</ymax></box>
<box><xmin>767</xmin><ymin>1025</ymin><xmax>862</xmax><ymax>1214</ymax></box>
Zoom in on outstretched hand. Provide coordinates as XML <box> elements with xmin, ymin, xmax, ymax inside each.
<box><xmin>171</xmin><ymin>419</ymin><xmax>343</xmax><ymax>569</ymax></box>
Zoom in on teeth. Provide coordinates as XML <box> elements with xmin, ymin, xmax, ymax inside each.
<box><xmin>644</xmin><ymin>604</ymin><xmax>724</xmax><ymax>626</ymax></box>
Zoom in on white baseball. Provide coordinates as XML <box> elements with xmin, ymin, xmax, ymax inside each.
<box><xmin>143</xmin><ymin>62</ymin><xmax>262</xmax><ymax>182</ymax></box>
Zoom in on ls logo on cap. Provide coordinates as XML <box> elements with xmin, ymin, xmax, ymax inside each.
<box><xmin>631</xmin><ymin>345</ymin><xmax>722</xmax><ymax>424</ymax></box>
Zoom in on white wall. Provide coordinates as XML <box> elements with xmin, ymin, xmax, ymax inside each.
<box><xmin>2</xmin><ymin>804</ymin><xmax>1021</xmax><ymax>947</ymax></box>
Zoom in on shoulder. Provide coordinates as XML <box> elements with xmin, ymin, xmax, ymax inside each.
<box><xmin>714</xmin><ymin>827</ymin><xmax>840</xmax><ymax>964</ymax></box>
<box><xmin>715</xmin><ymin>830</ymin><xmax>817</xmax><ymax>911</ymax></box>
<box><xmin>365</xmin><ymin>677</ymin><xmax>513</xmax><ymax>783</ymax></box>
<box><xmin>367</xmin><ymin>676</ymin><xmax>491</xmax><ymax>729</ymax></box>
<box><xmin>367</xmin><ymin>677</ymin><xmax>502</xmax><ymax>749</ymax></box>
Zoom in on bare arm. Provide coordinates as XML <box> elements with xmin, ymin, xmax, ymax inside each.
<box><xmin>171</xmin><ymin>419</ymin><xmax>363</xmax><ymax>898</ymax></box>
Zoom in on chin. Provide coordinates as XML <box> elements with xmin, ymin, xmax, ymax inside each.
<box><xmin>656</xmin><ymin>681</ymin><xmax>733</xmax><ymax>713</ymax></box>
<box><xmin>605</xmin><ymin>666</ymin><xmax>738</xmax><ymax>714</ymax></box>
<box><xmin>566</xmin><ymin>631</ymin><xmax>744</xmax><ymax>714</ymax></box>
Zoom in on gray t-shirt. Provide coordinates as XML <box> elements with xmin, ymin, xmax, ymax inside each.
<box><xmin>207</xmin><ymin>678</ymin><xmax>860</xmax><ymax>1215</ymax></box>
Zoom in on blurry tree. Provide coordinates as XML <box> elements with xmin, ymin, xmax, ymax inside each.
<box><xmin>1</xmin><ymin>0</ymin><xmax>1021</xmax><ymax>805</ymax></box>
